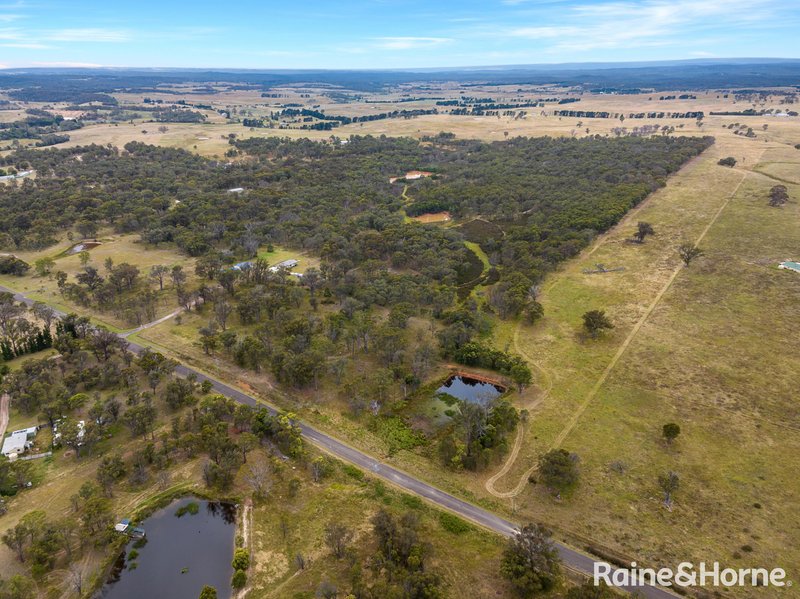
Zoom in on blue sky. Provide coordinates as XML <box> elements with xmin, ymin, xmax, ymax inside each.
<box><xmin>0</xmin><ymin>0</ymin><xmax>798</xmax><ymax>69</ymax></box>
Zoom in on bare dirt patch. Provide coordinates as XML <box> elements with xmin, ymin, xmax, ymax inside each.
<box><xmin>410</xmin><ymin>211</ymin><xmax>451</xmax><ymax>223</ymax></box>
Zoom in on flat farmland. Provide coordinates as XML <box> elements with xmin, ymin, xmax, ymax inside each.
<box><xmin>486</xmin><ymin>131</ymin><xmax>800</xmax><ymax>596</ymax></box>
<box><xmin>50</xmin><ymin>89</ymin><xmax>800</xmax><ymax>159</ymax></box>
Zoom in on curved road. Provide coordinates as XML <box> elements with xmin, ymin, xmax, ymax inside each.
<box><xmin>0</xmin><ymin>284</ymin><xmax>674</xmax><ymax>598</ymax></box>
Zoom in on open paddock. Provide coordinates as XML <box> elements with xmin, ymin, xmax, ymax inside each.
<box><xmin>410</xmin><ymin>211</ymin><xmax>451</xmax><ymax>224</ymax></box>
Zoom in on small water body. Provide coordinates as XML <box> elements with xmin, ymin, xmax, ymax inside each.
<box><xmin>435</xmin><ymin>375</ymin><xmax>504</xmax><ymax>404</ymax></box>
<box><xmin>100</xmin><ymin>498</ymin><xmax>237</xmax><ymax>599</ymax></box>
<box><xmin>67</xmin><ymin>241</ymin><xmax>101</xmax><ymax>255</ymax></box>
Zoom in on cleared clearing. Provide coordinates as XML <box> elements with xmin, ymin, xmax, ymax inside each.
<box><xmin>487</xmin><ymin>131</ymin><xmax>800</xmax><ymax>595</ymax></box>
<box><xmin>410</xmin><ymin>211</ymin><xmax>452</xmax><ymax>223</ymax></box>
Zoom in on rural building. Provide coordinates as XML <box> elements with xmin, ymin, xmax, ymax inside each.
<box><xmin>1</xmin><ymin>434</ymin><xmax>29</xmax><ymax>458</ymax></box>
<box><xmin>12</xmin><ymin>426</ymin><xmax>39</xmax><ymax>439</ymax></box>
<box><xmin>232</xmin><ymin>261</ymin><xmax>253</xmax><ymax>271</ymax></box>
<box><xmin>269</xmin><ymin>259</ymin><xmax>299</xmax><ymax>271</ymax></box>
<box><xmin>227</xmin><ymin>187</ymin><xmax>245</xmax><ymax>193</ymax></box>
<box><xmin>778</xmin><ymin>261</ymin><xmax>800</xmax><ymax>274</ymax></box>
<box><xmin>114</xmin><ymin>518</ymin><xmax>131</xmax><ymax>533</ymax></box>
<box><xmin>1</xmin><ymin>426</ymin><xmax>38</xmax><ymax>459</ymax></box>
<box><xmin>0</xmin><ymin>170</ymin><xmax>33</xmax><ymax>182</ymax></box>
<box><xmin>114</xmin><ymin>518</ymin><xmax>145</xmax><ymax>537</ymax></box>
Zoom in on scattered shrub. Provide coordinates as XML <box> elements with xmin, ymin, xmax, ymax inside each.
<box><xmin>231</xmin><ymin>569</ymin><xmax>247</xmax><ymax>589</ymax></box>
<box><xmin>232</xmin><ymin>548</ymin><xmax>250</xmax><ymax>571</ymax></box>
<box><xmin>175</xmin><ymin>501</ymin><xmax>200</xmax><ymax>517</ymax></box>
<box><xmin>372</xmin><ymin>417</ymin><xmax>425</xmax><ymax>454</ymax></box>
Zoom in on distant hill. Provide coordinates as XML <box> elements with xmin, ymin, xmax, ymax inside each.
<box><xmin>1</xmin><ymin>59</ymin><xmax>799</xmax><ymax>98</ymax></box>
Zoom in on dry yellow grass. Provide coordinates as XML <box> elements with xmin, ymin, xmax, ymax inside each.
<box><xmin>482</xmin><ymin>130</ymin><xmax>800</xmax><ymax>597</ymax></box>
<box><xmin>0</xmin><ymin>233</ymin><xmax>196</xmax><ymax>330</ymax></box>
<box><xmin>410</xmin><ymin>211</ymin><xmax>452</xmax><ymax>223</ymax></box>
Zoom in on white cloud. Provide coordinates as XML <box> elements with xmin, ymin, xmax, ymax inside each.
<box><xmin>0</xmin><ymin>26</ymin><xmax>21</xmax><ymax>39</ymax></box>
<box><xmin>45</xmin><ymin>28</ymin><xmax>131</xmax><ymax>42</ymax></box>
<box><xmin>502</xmin><ymin>0</ymin><xmax>572</xmax><ymax>4</ymax></box>
<box><xmin>373</xmin><ymin>36</ymin><xmax>453</xmax><ymax>50</ymax></box>
<box><xmin>30</xmin><ymin>61</ymin><xmax>105</xmax><ymax>67</ymax></box>
<box><xmin>508</xmin><ymin>0</ymin><xmax>774</xmax><ymax>52</ymax></box>
<box><xmin>1</xmin><ymin>41</ymin><xmax>47</xmax><ymax>48</ymax></box>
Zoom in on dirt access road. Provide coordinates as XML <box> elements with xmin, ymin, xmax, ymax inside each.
<box><xmin>0</xmin><ymin>393</ymin><xmax>9</xmax><ymax>442</ymax></box>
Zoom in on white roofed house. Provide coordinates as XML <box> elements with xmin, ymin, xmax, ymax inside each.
<box><xmin>12</xmin><ymin>426</ymin><xmax>39</xmax><ymax>438</ymax></box>
<box><xmin>1</xmin><ymin>434</ymin><xmax>28</xmax><ymax>459</ymax></box>
<box><xmin>1</xmin><ymin>426</ymin><xmax>38</xmax><ymax>459</ymax></box>
<box><xmin>268</xmin><ymin>259</ymin><xmax>299</xmax><ymax>272</ymax></box>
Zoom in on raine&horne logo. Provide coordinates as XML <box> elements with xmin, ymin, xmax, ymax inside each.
<box><xmin>594</xmin><ymin>561</ymin><xmax>792</xmax><ymax>589</ymax></box>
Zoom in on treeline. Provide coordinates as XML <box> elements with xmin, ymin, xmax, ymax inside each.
<box><xmin>154</xmin><ymin>109</ymin><xmax>206</xmax><ymax>123</ymax></box>
<box><xmin>7</xmin><ymin>90</ymin><xmax>117</xmax><ymax>104</ymax></box>
<box><xmin>271</xmin><ymin>107</ymin><xmax>439</xmax><ymax>129</ymax></box>
<box><xmin>0</xmin><ymin>256</ymin><xmax>31</xmax><ymax>275</ymax></box>
<box><xmin>405</xmin><ymin>199</ymin><xmax>451</xmax><ymax>217</ymax></box>
<box><xmin>410</xmin><ymin>135</ymin><xmax>713</xmax><ymax>285</ymax></box>
<box><xmin>0</xmin><ymin>293</ymin><xmax>58</xmax><ymax>361</ymax></box>
<box><xmin>437</xmin><ymin>96</ymin><xmax>566</xmax><ymax>108</ymax></box>
<box><xmin>441</xmin><ymin>102</ymin><xmax>541</xmax><ymax>111</ymax></box>
<box><xmin>453</xmin><ymin>342</ymin><xmax>531</xmax><ymax>384</ymax></box>
<box><xmin>554</xmin><ymin>110</ymin><xmax>704</xmax><ymax>119</ymax></box>
<box><xmin>0</xmin><ymin>327</ymin><xmax>53</xmax><ymax>361</ymax></box>
<box><xmin>0</xmin><ymin>111</ymin><xmax>82</xmax><ymax>142</ymax></box>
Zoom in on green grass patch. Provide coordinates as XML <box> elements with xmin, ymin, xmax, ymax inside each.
<box><xmin>400</xmin><ymin>494</ymin><xmax>424</xmax><ymax>510</ymax></box>
<box><xmin>439</xmin><ymin>512</ymin><xmax>473</xmax><ymax>535</ymax></box>
<box><xmin>371</xmin><ymin>416</ymin><xmax>425</xmax><ymax>454</ymax></box>
<box><xmin>341</xmin><ymin>463</ymin><xmax>365</xmax><ymax>482</ymax></box>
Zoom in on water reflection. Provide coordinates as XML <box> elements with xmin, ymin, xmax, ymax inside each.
<box><xmin>100</xmin><ymin>498</ymin><xmax>237</xmax><ymax>599</ymax></box>
<box><xmin>435</xmin><ymin>375</ymin><xmax>505</xmax><ymax>404</ymax></box>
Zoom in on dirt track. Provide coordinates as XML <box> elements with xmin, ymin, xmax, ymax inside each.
<box><xmin>0</xmin><ymin>393</ymin><xmax>9</xmax><ymax>442</ymax></box>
